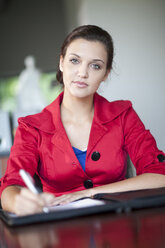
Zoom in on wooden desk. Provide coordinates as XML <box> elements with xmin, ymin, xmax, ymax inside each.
<box><xmin>1</xmin><ymin>207</ymin><xmax>165</xmax><ymax>248</ymax></box>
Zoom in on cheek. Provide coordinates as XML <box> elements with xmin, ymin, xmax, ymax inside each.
<box><xmin>91</xmin><ymin>72</ymin><xmax>106</xmax><ymax>84</ymax></box>
<box><xmin>90</xmin><ymin>79</ymin><xmax>102</xmax><ymax>92</ymax></box>
<box><xmin>62</xmin><ymin>67</ymin><xmax>72</xmax><ymax>80</ymax></box>
<box><xmin>63</xmin><ymin>63</ymin><xmax>77</xmax><ymax>77</ymax></box>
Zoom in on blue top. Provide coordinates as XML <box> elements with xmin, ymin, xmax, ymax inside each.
<box><xmin>72</xmin><ymin>147</ymin><xmax>87</xmax><ymax>171</ymax></box>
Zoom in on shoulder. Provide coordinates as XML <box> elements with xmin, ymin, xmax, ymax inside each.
<box><xmin>18</xmin><ymin>109</ymin><xmax>53</xmax><ymax>132</ymax></box>
<box><xmin>94</xmin><ymin>93</ymin><xmax>132</xmax><ymax>123</ymax></box>
<box><xmin>95</xmin><ymin>93</ymin><xmax>132</xmax><ymax>108</ymax></box>
<box><xmin>18</xmin><ymin>92</ymin><xmax>64</xmax><ymax>133</ymax></box>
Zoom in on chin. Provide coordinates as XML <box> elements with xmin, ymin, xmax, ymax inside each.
<box><xmin>72</xmin><ymin>91</ymin><xmax>92</xmax><ymax>99</ymax></box>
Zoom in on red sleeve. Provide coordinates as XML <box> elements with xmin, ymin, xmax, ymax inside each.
<box><xmin>122</xmin><ymin>106</ymin><xmax>165</xmax><ymax>175</ymax></box>
<box><xmin>0</xmin><ymin>120</ymin><xmax>40</xmax><ymax>197</ymax></box>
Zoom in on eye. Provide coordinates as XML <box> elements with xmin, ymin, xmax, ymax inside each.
<box><xmin>70</xmin><ymin>58</ymin><xmax>79</xmax><ymax>64</ymax></box>
<box><xmin>91</xmin><ymin>64</ymin><xmax>101</xmax><ymax>70</ymax></box>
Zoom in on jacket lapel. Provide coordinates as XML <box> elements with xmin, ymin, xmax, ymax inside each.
<box><xmin>87</xmin><ymin>120</ymin><xmax>108</xmax><ymax>157</ymax></box>
<box><xmin>86</xmin><ymin>93</ymin><xmax>132</xmax><ymax>157</ymax></box>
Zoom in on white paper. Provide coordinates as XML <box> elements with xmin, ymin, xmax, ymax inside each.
<box><xmin>6</xmin><ymin>198</ymin><xmax>105</xmax><ymax>217</ymax></box>
<box><xmin>47</xmin><ymin>198</ymin><xmax>105</xmax><ymax>212</ymax></box>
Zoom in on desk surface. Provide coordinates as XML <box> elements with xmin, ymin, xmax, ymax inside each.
<box><xmin>1</xmin><ymin>206</ymin><xmax>165</xmax><ymax>248</ymax></box>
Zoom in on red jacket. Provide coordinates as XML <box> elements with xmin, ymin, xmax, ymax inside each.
<box><xmin>0</xmin><ymin>92</ymin><xmax>165</xmax><ymax>196</ymax></box>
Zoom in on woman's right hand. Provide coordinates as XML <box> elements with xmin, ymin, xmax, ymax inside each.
<box><xmin>14</xmin><ymin>187</ymin><xmax>55</xmax><ymax>216</ymax></box>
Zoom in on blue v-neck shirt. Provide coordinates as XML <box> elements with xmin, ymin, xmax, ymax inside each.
<box><xmin>72</xmin><ymin>147</ymin><xmax>87</xmax><ymax>171</ymax></box>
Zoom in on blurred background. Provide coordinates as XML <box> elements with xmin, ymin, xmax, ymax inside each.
<box><xmin>0</xmin><ymin>0</ymin><xmax>165</xmax><ymax>166</ymax></box>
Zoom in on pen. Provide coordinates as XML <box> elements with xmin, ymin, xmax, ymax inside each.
<box><xmin>19</xmin><ymin>169</ymin><xmax>49</xmax><ymax>213</ymax></box>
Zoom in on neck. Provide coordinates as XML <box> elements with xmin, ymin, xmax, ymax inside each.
<box><xmin>61</xmin><ymin>90</ymin><xmax>95</xmax><ymax>121</ymax></box>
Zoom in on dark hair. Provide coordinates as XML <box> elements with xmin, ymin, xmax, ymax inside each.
<box><xmin>56</xmin><ymin>25</ymin><xmax>114</xmax><ymax>84</ymax></box>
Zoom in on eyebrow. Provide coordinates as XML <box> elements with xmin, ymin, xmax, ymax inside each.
<box><xmin>69</xmin><ymin>53</ymin><xmax>105</xmax><ymax>64</ymax></box>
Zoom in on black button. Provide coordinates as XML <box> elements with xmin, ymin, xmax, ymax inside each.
<box><xmin>91</xmin><ymin>151</ymin><xmax>100</xmax><ymax>161</ymax></box>
<box><xmin>157</xmin><ymin>154</ymin><xmax>165</xmax><ymax>162</ymax></box>
<box><xmin>84</xmin><ymin>179</ymin><xmax>93</xmax><ymax>189</ymax></box>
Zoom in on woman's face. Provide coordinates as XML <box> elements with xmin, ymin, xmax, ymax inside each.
<box><xmin>60</xmin><ymin>38</ymin><xmax>110</xmax><ymax>98</ymax></box>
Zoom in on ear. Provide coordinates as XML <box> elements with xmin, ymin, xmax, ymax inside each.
<box><xmin>59</xmin><ymin>56</ymin><xmax>64</xmax><ymax>72</ymax></box>
<box><xmin>103</xmin><ymin>69</ymin><xmax>110</xmax><ymax>82</ymax></box>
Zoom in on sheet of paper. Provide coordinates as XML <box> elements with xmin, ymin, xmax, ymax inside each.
<box><xmin>48</xmin><ymin>198</ymin><xmax>105</xmax><ymax>212</ymax></box>
<box><xmin>6</xmin><ymin>198</ymin><xmax>105</xmax><ymax>217</ymax></box>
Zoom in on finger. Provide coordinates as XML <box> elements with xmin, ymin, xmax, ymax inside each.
<box><xmin>20</xmin><ymin>188</ymin><xmax>45</xmax><ymax>205</ymax></box>
<box><xmin>40</xmin><ymin>193</ymin><xmax>56</xmax><ymax>206</ymax></box>
<box><xmin>51</xmin><ymin>193</ymin><xmax>82</xmax><ymax>206</ymax></box>
<box><xmin>50</xmin><ymin>194</ymin><xmax>70</xmax><ymax>205</ymax></box>
<box><xmin>14</xmin><ymin>194</ymin><xmax>43</xmax><ymax>215</ymax></box>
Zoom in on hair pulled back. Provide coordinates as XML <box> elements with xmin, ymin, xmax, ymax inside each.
<box><xmin>56</xmin><ymin>25</ymin><xmax>114</xmax><ymax>84</ymax></box>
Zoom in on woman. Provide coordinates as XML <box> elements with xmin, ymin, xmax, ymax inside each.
<box><xmin>1</xmin><ymin>25</ymin><xmax>165</xmax><ymax>215</ymax></box>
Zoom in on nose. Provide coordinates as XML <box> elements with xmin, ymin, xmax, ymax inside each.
<box><xmin>78</xmin><ymin>63</ymin><xmax>88</xmax><ymax>78</ymax></box>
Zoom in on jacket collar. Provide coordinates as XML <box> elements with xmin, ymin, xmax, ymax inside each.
<box><xmin>18</xmin><ymin>92</ymin><xmax>63</xmax><ymax>134</ymax></box>
<box><xmin>19</xmin><ymin>91</ymin><xmax>132</xmax><ymax>133</ymax></box>
<box><xmin>93</xmin><ymin>93</ymin><xmax>132</xmax><ymax>125</ymax></box>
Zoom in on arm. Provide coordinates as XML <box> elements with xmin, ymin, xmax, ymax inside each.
<box><xmin>91</xmin><ymin>173</ymin><xmax>165</xmax><ymax>194</ymax></box>
<box><xmin>1</xmin><ymin>186</ymin><xmax>21</xmax><ymax>213</ymax></box>
<box><xmin>122</xmin><ymin>107</ymin><xmax>165</xmax><ymax>175</ymax></box>
<box><xmin>50</xmin><ymin>173</ymin><xmax>165</xmax><ymax>205</ymax></box>
<box><xmin>1</xmin><ymin>185</ymin><xmax>55</xmax><ymax>215</ymax></box>
<box><xmin>0</xmin><ymin>120</ymin><xmax>55</xmax><ymax>215</ymax></box>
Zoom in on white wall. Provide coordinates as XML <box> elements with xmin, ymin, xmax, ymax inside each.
<box><xmin>78</xmin><ymin>0</ymin><xmax>165</xmax><ymax>150</ymax></box>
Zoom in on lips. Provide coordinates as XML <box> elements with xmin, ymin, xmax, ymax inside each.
<box><xmin>73</xmin><ymin>81</ymin><xmax>88</xmax><ymax>88</ymax></box>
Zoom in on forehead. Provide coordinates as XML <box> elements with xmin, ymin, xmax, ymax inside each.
<box><xmin>65</xmin><ymin>38</ymin><xmax>107</xmax><ymax>60</ymax></box>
